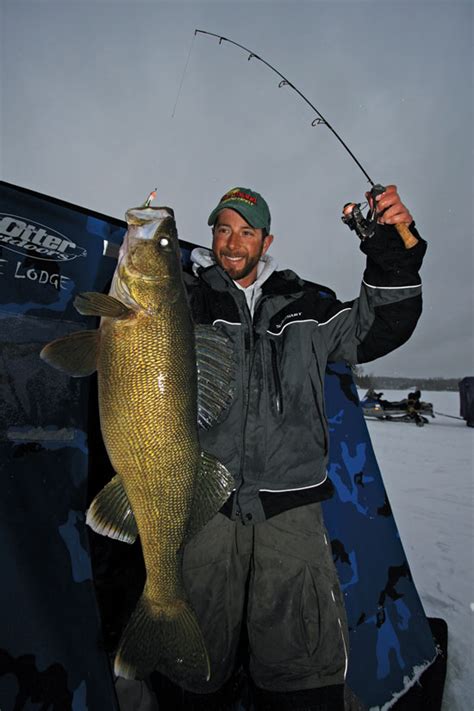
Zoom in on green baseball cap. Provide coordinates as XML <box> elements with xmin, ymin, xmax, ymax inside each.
<box><xmin>207</xmin><ymin>187</ymin><xmax>271</xmax><ymax>231</ymax></box>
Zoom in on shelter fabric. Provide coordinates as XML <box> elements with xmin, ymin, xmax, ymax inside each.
<box><xmin>0</xmin><ymin>181</ymin><xmax>124</xmax><ymax>710</ymax></box>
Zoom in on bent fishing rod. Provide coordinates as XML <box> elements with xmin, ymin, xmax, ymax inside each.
<box><xmin>194</xmin><ymin>29</ymin><xmax>417</xmax><ymax>249</ymax></box>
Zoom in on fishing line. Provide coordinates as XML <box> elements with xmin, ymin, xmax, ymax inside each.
<box><xmin>172</xmin><ymin>32</ymin><xmax>196</xmax><ymax>118</ymax></box>
<box><xmin>194</xmin><ymin>29</ymin><xmax>374</xmax><ymax>185</ymax></box>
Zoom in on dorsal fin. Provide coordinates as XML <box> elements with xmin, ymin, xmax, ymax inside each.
<box><xmin>195</xmin><ymin>325</ymin><xmax>235</xmax><ymax>429</ymax></box>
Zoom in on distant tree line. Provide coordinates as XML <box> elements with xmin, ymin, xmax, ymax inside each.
<box><xmin>351</xmin><ymin>366</ymin><xmax>462</xmax><ymax>392</ymax></box>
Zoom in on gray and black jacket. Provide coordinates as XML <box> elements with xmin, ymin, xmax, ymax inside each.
<box><xmin>185</xmin><ymin>223</ymin><xmax>426</xmax><ymax>524</ymax></box>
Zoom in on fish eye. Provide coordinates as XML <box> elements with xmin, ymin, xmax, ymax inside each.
<box><xmin>159</xmin><ymin>237</ymin><xmax>169</xmax><ymax>247</ymax></box>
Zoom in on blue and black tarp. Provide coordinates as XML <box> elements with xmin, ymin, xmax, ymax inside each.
<box><xmin>0</xmin><ymin>181</ymin><xmax>441</xmax><ymax>710</ymax></box>
<box><xmin>0</xmin><ymin>182</ymin><xmax>126</xmax><ymax>710</ymax></box>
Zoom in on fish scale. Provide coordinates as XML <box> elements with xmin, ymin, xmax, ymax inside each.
<box><xmin>99</xmin><ymin>309</ymin><xmax>199</xmax><ymax>594</ymax></box>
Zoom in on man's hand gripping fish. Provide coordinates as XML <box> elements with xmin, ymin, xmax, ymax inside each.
<box><xmin>40</xmin><ymin>197</ymin><xmax>235</xmax><ymax>685</ymax></box>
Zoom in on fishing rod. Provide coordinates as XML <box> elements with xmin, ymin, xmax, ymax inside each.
<box><xmin>195</xmin><ymin>29</ymin><xmax>373</xmax><ymax>185</ymax></box>
<box><xmin>194</xmin><ymin>29</ymin><xmax>418</xmax><ymax>249</ymax></box>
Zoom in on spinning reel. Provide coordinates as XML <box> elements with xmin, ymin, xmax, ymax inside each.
<box><xmin>341</xmin><ymin>183</ymin><xmax>386</xmax><ymax>241</ymax></box>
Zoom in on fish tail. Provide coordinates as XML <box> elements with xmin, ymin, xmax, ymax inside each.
<box><xmin>114</xmin><ymin>592</ymin><xmax>210</xmax><ymax>684</ymax></box>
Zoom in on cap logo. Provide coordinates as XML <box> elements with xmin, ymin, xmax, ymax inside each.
<box><xmin>221</xmin><ymin>189</ymin><xmax>257</xmax><ymax>207</ymax></box>
<box><xmin>208</xmin><ymin>186</ymin><xmax>270</xmax><ymax>230</ymax></box>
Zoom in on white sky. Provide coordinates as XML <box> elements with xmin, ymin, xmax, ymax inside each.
<box><xmin>1</xmin><ymin>0</ymin><xmax>472</xmax><ymax>377</ymax></box>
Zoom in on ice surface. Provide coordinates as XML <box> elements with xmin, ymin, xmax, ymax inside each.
<box><xmin>358</xmin><ymin>390</ymin><xmax>473</xmax><ymax>711</ymax></box>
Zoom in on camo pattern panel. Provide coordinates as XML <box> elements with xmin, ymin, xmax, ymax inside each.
<box><xmin>322</xmin><ymin>362</ymin><xmax>436</xmax><ymax>709</ymax></box>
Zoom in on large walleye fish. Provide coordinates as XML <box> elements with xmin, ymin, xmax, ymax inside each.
<box><xmin>40</xmin><ymin>198</ymin><xmax>234</xmax><ymax>685</ymax></box>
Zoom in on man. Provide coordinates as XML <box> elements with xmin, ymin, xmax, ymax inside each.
<box><xmin>162</xmin><ymin>186</ymin><xmax>426</xmax><ymax>710</ymax></box>
<box><xmin>407</xmin><ymin>389</ymin><xmax>424</xmax><ymax>425</ymax></box>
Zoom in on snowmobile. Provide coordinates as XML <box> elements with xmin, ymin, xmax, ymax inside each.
<box><xmin>360</xmin><ymin>389</ymin><xmax>435</xmax><ymax>426</ymax></box>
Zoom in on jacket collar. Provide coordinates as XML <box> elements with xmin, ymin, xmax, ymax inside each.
<box><xmin>197</xmin><ymin>262</ymin><xmax>305</xmax><ymax>298</ymax></box>
<box><xmin>261</xmin><ymin>269</ymin><xmax>306</xmax><ymax>297</ymax></box>
<box><xmin>199</xmin><ymin>263</ymin><xmax>234</xmax><ymax>291</ymax></box>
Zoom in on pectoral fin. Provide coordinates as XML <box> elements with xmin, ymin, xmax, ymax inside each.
<box><xmin>40</xmin><ymin>329</ymin><xmax>99</xmax><ymax>376</ymax></box>
<box><xmin>195</xmin><ymin>325</ymin><xmax>235</xmax><ymax>429</ymax></box>
<box><xmin>86</xmin><ymin>474</ymin><xmax>138</xmax><ymax>543</ymax></box>
<box><xmin>74</xmin><ymin>292</ymin><xmax>131</xmax><ymax>318</ymax></box>
<box><xmin>185</xmin><ymin>452</ymin><xmax>234</xmax><ymax>541</ymax></box>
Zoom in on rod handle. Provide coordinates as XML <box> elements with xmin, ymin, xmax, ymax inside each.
<box><xmin>395</xmin><ymin>223</ymin><xmax>418</xmax><ymax>249</ymax></box>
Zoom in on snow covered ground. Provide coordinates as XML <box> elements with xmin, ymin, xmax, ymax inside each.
<box><xmin>358</xmin><ymin>390</ymin><xmax>473</xmax><ymax>711</ymax></box>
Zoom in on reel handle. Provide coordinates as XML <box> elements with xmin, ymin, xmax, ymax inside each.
<box><xmin>371</xmin><ymin>184</ymin><xmax>418</xmax><ymax>249</ymax></box>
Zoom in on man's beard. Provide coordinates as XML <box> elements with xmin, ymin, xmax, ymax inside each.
<box><xmin>216</xmin><ymin>250</ymin><xmax>262</xmax><ymax>282</ymax></box>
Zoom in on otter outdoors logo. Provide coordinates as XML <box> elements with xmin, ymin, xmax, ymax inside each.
<box><xmin>0</xmin><ymin>214</ymin><xmax>87</xmax><ymax>262</ymax></box>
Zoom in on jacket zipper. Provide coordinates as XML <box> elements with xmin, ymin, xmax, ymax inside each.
<box><xmin>270</xmin><ymin>340</ymin><xmax>283</xmax><ymax>415</ymax></box>
<box><xmin>235</xmin><ymin>294</ymin><xmax>254</xmax><ymax>519</ymax></box>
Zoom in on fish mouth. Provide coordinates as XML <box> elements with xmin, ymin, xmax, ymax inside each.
<box><xmin>126</xmin><ymin>207</ymin><xmax>174</xmax><ymax>227</ymax></box>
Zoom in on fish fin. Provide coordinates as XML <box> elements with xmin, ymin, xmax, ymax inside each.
<box><xmin>74</xmin><ymin>292</ymin><xmax>131</xmax><ymax>318</ymax></box>
<box><xmin>185</xmin><ymin>452</ymin><xmax>234</xmax><ymax>541</ymax></box>
<box><xmin>40</xmin><ymin>330</ymin><xmax>99</xmax><ymax>376</ymax></box>
<box><xmin>195</xmin><ymin>324</ymin><xmax>235</xmax><ymax>429</ymax></box>
<box><xmin>114</xmin><ymin>593</ymin><xmax>210</xmax><ymax>684</ymax></box>
<box><xmin>86</xmin><ymin>474</ymin><xmax>138</xmax><ymax>544</ymax></box>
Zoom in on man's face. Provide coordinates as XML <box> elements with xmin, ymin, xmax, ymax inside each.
<box><xmin>212</xmin><ymin>208</ymin><xmax>273</xmax><ymax>288</ymax></box>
